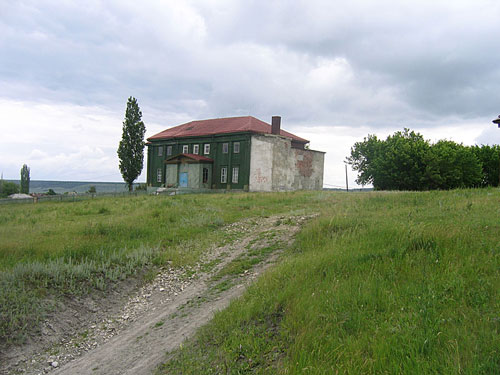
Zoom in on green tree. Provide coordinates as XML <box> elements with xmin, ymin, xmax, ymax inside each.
<box><xmin>347</xmin><ymin>129</ymin><xmax>430</xmax><ymax>190</ymax></box>
<box><xmin>425</xmin><ymin>141</ymin><xmax>482</xmax><ymax>189</ymax></box>
<box><xmin>88</xmin><ymin>186</ymin><xmax>96</xmax><ymax>194</ymax></box>
<box><xmin>373</xmin><ymin>129</ymin><xmax>430</xmax><ymax>190</ymax></box>
<box><xmin>118</xmin><ymin>97</ymin><xmax>146</xmax><ymax>191</ymax></box>
<box><xmin>470</xmin><ymin>145</ymin><xmax>500</xmax><ymax>187</ymax></box>
<box><xmin>20</xmin><ymin>164</ymin><xmax>30</xmax><ymax>194</ymax></box>
<box><xmin>347</xmin><ymin>129</ymin><xmax>488</xmax><ymax>191</ymax></box>
<box><xmin>346</xmin><ymin>134</ymin><xmax>383</xmax><ymax>186</ymax></box>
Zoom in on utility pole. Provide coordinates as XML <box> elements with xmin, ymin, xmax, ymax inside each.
<box><xmin>345</xmin><ymin>163</ymin><xmax>349</xmax><ymax>192</ymax></box>
<box><xmin>492</xmin><ymin>115</ymin><xmax>500</xmax><ymax>186</ymax></box>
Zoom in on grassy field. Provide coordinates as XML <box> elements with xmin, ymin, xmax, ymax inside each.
<box><xmin>158</xmin><ymin>189</ymin><xmax>499</xmax><ymax>374</ymax></box>
<box><xmin>0</xmin><ymin>192</ymin><xmax>321</xmax><ymax>345</ymax></box>
<box><xmin>1</xmin><ymin>190</ymin><xmax>498</xmax><ymax>373</ymax></box>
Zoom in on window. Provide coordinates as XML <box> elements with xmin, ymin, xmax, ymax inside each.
<box><xmin>204</xmin><ymin>144</ymin><xmax>210</xmax><ymax>155</ymax></box>
<box><xmin>222</xmin><ymin>143</ymin><xmax>229</xmax><ymax>154</ymax></box>
<box><xmin>157</xmin><ymin>168</ymin><xmax>162</xmax><ymax>183</ymax></box>
<box><xmin>193</xmin><ymin>144</ymin><xmax>199</xmax><ymax>154</ymax></box>
<box><xmin>158</xmin><ymin>146</ymin><xmax>163</xmax><ymax>156</ymax></box>
<box><xmin>232</xmin><ymin>166</ymin><xmax>239</xmax><ymax>184</ymax></box>
<box><xmin>202</xmin><ymin>167</ymin><xmax>209</xmax><ymax>183</ymax></box>
<box><xmin>221</xmin><ymin>167</ymin><xmax>227</xmax><ymax>183</ymax></box>
<box><xmin>166</xmin><ymin>146</ymin><xmax>172</xmax><ymax>156</ymax></box>
<box><xmin>233</xmin><ymin>142</ymin><xmax>240</xmax><ymax>154</ymax></box>
<box><xmin>182</xmin><ymin>145</ymin><xmax>189</xmax><ymax>153</ymax></box>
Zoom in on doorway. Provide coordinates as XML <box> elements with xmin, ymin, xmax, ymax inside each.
<box><xmin>179</xmin><ymin>172</ymin><xmax>188</xmax><ymax>187</ymax></box>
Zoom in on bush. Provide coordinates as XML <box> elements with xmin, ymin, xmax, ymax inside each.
<box><xmin>0</xmin><ymin>181</ymin><xmax>20</xmax><ymax>198</ymax></box>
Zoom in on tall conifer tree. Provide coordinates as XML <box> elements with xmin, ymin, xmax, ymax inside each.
<box><xmin>118</xmin><ymin>97</ymin><xmax>146</xmax><ymax>191</ymax></box>
<box><xmin>20</xmin><ymin>164</ymin><xmax>30</xmax><ymax>194</ymax></box>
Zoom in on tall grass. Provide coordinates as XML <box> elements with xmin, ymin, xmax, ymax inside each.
<box><xmin>0</xmin><ymin>192</ymin><xmax>326</xmax><ymax>346</ymax></box>
<box><xmin>158</xmin><ymin>189</ymin><xmax>499</xmax><ymax>374</ymax></box>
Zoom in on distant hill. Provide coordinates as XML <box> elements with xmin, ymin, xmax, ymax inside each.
<box><xmin>4</xmin><ymin>180</ymin><xmax>145</xmax><ymax>194</ymax></box>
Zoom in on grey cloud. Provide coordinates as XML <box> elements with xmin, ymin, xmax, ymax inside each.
<box><xmin>195</xmin><ymin>0</ymin><xmax>500</xmax><ymax>122</ymax></box>
<box><xmin>1</xmin><ymin>0</ymin><xmax>499</xmax><ymax>132</ymax></box>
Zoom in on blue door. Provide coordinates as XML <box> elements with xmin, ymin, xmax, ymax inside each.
<box><xmin>179</xmin><ymin>172</ymin><xmax>188</xmax><ymax>187</ymax></box>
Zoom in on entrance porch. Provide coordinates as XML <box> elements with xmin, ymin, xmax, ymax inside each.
<box><xmin>164</xmin><ymin>153</ymin><xmax>213</xmax><ymax>189</ymax></box>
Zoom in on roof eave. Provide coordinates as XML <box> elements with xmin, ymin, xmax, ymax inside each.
<box><xmin>149</xmin><ymin>131</ymin><xmax>309</xmax><ymax>144</ymax></box>
<box><xmin>147</xmin><ymin>130</ymin><xmax>255</xmax><ymax>142</ymax></box>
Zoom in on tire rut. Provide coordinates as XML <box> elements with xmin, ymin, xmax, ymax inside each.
<box><xmin>8</xmin><ymin>214</ymin><xmax>313</xmax><ymax>375</ymax></box>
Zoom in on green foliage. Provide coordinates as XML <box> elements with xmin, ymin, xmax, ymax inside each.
<box><xmin>425</xmin><ymin>141</ymin><xmax>482</xmax><ymax>189</ymax></box>
<box><xmin>46</xmin><ymin>189</ymin><xmax>57</xmax><ymax>195</ymax></box>
<box><xmin>118</xmin><ymin>97</ymin><xmax>146</xmax><ymax>192</ymax></box>
<box><xmin>20</xmin><ymin>164</ymin><xmax>30</xmax><ymax>194</ymax></box>
<box><xmin>373</xmin><ymin>129</ymin><xmax>430</xmax><ymax>190</ymax></box>
<box><xmin>470</xmin><ymin>144</ymin><xmax>500</xmax><ymax>187</ymax></box>
<box><xmin>0</xmin><ymin>181</ymin><xmax>20</xmax><ymax>198</ymax></box>
<box><xmin>159</xmin><ymin>190</ymin><xmax>500</xmax><ymax>374</ymax></box>
<box><xmin>135</xmin><ymin>183</ymin><xmax>147</xmax><ymax>191</ymax></box>
<box><xmin>345</xmin><ymin>134</ymin><xmax>382</xmax><ymax>186</ymax></box>
<box><xmin>87</xmin><ymin>186</ymin><xmax>96</xmax><ymax>194</ymax></box>
<box><xmin>348</xmin><ymin>129</ymin><xmax>488</xmax><ymax>190</ymax></box>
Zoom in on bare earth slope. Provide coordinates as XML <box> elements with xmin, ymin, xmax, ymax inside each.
<box><xmin>5</xmin><ymin>214</ymin><xmax>312</xmax><ymax>375</ymax></box>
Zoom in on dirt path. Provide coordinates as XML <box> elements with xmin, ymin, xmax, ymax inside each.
<box><xmin>4</xmin><ymin>214</ymin><xmax>313</xmax><ymax>375</ymax></box>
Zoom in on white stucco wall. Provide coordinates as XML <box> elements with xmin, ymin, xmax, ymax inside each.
<box><xmin>249</xmin><ymin>134</ymin><xmax>324</xmax><ymax>191</ymax></box>
<box><xmin>249</xmin><ymin>136</ymin><xmax>273</xmax><ymax>191</ymax></box>
<box><xmin>271</xmin><ymin>136</ymin><xmax>295</xmax><ymax>190</ymax></box>
<box><xmin>292</xmin><ymin>148</ymin><xmax>324</xmax><ymax>190</ymax></box>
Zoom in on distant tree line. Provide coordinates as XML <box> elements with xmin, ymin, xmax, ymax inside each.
<box><xmin>347</xmin><ymin>129</ymin><xmax>500</xmax><ymax>190</ymax></box>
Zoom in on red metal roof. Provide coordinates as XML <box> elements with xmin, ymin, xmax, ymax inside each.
<box><xmin>148</xmin><ymin>116</ymin><xmax>309</xmax><ymax>144</ymax></box>
<box><xmin>164</xmin><ymin>153</ymin><xmax>213</xmax><ymax>163</ymax></box>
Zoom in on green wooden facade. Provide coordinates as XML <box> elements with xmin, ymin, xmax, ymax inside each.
<box><xmin>147</xmin><ymin>133</ymin><xmax>251</xmax><ymax>190</ymax></box>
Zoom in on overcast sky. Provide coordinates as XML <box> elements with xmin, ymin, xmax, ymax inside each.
<box><xmin>1</xmin><ymin>0</ymin><xmax>500</xmax><ymax>188</ymax></box>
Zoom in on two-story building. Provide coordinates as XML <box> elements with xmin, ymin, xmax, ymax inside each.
<box><xmin>146</xmin><ymin>116</ymin><xmax>324</xmax><ymax>191</ymax></box>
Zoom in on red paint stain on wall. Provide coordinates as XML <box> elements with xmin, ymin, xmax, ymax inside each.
<box><xmin>296</xmin><ymin>152</ymin><xmax>313</xmax><ymax>177</ymax></box>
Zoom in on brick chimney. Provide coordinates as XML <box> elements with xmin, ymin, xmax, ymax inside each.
<box><xmin>271</xmin><ymin>116</ymin><xmax>281</xmax><ymax>135</ymax></box>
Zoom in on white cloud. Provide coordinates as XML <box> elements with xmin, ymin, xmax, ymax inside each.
<box><xmin>0</xmin><ymin>99</ymin><xmax>130</xmax><ymax>181</ymax></box>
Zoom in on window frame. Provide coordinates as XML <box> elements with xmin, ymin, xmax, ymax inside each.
<box><xmin>158</xmin><ymin>146</ymin><xmax>163</xmax><ymax>156</ymax></box>
<box><xmin>202</xmin><ymin>167</ymin><xmax>209</xmax><ymax>183</ymax></box>
<box><xmin>157</xmin><ymin>168</ymin><xmax>162</xmax><ymax>183</ymax></box>
<box><xmin>233</xmin><ymin>142</ymin><xmax>240</xmax><ymax>154</ymax></box>
<box><xmin>220</xmin><ymin>166</ymin><xmax>227</xmax><ymax>183</ymax></box>
<box><xmin>232</xmin><ymin>166</ymin><xmax>239</xmax><ymax>184</ymax></box>
<box><xmin>222</xmin><ymin>143</ymin><xmax>229</xmax><ymax>154</ymax></box>
<box><xmin>204</xmin><ymin>144</ymin><xmax>210</xmax><ymax>155</ymax></box>
<box><xmin>182</xmin><ymin>145</ymin><xmax>189</xmax><ymax>153</ymax></box>
<box><xmin>193</xmin><ymin>144</ymin><xmax>199</xmax><ymax>155</ymax></box>
<box><xmin>166</xmin><ymin>145</ymin><xmax>172</xmax><ymax>156</ymax></box>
